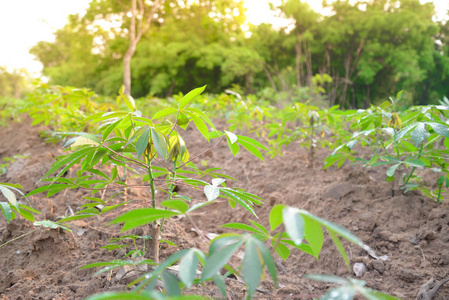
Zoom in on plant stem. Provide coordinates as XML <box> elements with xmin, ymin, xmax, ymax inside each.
<box><xmin>147</xmin><ymin>160</ymin><xmax>156</xmax><ymax>208</ymax></box>
<box><xmin>160</xmin><ymin>159</ymin><xmax>177</xmax><ymax>233</ymax></box>
<box><xmin>436</xmin><ymin>184</ymin><xmax>443</xmax><ymax>203</ymax></box>
<box><xmin>0</xmin><ymin>229</ymin><xmax>37</xmax><ymax>249</ymax></box>
<box><xmin>404</xmin><ymin>143</ymin><xmax>424</xmax><ymax>185</ymax></box>
<box><xmin>146</xmin><ymin>158</ymin><xmax>160</xmax><ymax>263</ymax></box>
<box><xmin>178</xmin><ymin>136</ymin><xmax>225</xmax><ymax>168</ymax></box>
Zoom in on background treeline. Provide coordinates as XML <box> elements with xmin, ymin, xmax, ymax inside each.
<box><xmin>29</xmin><ymin>0</ymin><xmax>449</xmax><ymax>108</ymax></box>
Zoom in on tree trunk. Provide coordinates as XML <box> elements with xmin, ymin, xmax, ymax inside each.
<box><xmin>145</xmin><ymin>222</ymin><xmax>160</xmax><ymax>263</ymax></box>
<box><xmin>295</xmin><ymin>32</ymin><xmax>303</xmax><ymax>88</ymax></box>
<box><xmin>260</xmin><ymin>62</ymin><xmax>278</xmax><ymax>92</ymax></box>
<box><xmin>123</xmin><ymin>0</ymin><xmax>160</xmax><ymax>96</ymax></box>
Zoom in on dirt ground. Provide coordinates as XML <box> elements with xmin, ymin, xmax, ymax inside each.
<box><xmin>1</xmin><ymin>116</ymin><xmax>449</xmax><ymax>299</ymax></box>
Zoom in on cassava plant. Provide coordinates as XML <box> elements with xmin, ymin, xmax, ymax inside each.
<box><xmin>83</xmin><ymin>204</ymin><xmax>396</xmax><ymax>299</ymax></box>
<box><xmin>27</xmin><ymin>85</ymin><xmax>268</xmax><ymax>264</ymax></box>
<box><xmin>267</xmin><ymin>101</ymin><xmax>343</xmax><ymax>167</ymax></box>
<box><xmin>0</xmin><ymin>183</ymin><xmax>40</xmax><ymax>224</ymax></box>
<box><xmin>324</xmin><ymin>91</ymin><xmax>449</xmax><ymax>202</ymax></box>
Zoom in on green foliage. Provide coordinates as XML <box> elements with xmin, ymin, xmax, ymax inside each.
<box><xmin>30</xmin><ymin>0</ymin><xmax>448</xmax><ymax>106</ymax></box>
<box><xmin>305</xmin><ymin>275</ymin><xmax>399</xmax><ymax>300</ymax></box>
<box><xmin>0</xmin><ymin>183</ymin><xmax>40</xmax><ymax>223</ymax></box>
<box><xmin>0</xmin><ymin>67</ymin><xmax>30</xmax><ymax>99</ymax></box>
<box><xmin>17</xmin><ymin>84</ymin><xmax>397</xmax><ymax>298</ymax></box>
<box><xmin>325</xmin><ymin>92</ymin><xmax>449</xmax><ymax>202</ymax></box>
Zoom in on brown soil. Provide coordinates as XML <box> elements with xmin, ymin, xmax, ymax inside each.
<box><xmin>1</xmin><ymin>116</ymin><xmax>449</xmax><ymax>299</ymax></box>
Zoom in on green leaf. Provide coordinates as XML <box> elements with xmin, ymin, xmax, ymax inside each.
<box><xmin>237</xmin><ymin>139</ymin><xmax>264</xmax><ymax>160</ymax></box>
<box><xmin>236</xmin><ymin>135</ymin><xmax>268</xmax><ymax>151</ymax></box>
<box><xmin>162</xmin><ymin>270</ymin><xmax>181</xmax><ymax>296</ymax></box>
<box><xmin>395</xmin><ymin>124</ymin><xmax>417</xmax><ymax>142</ymax></box>
<box><xmin>0</xmin><ymin>202</ymin><xmax>12</xmax><ymax>222</ymax></box>
<box><xmin>303</xmin><ymin>215</ymin><xmax>323</xmax><ymax>259</ymax></box>
<box><xmin>427</xmin><ymin>122</ymin><xmax>449</xmax><ymax>138</ymax></box>
<box><xmin>249</xmin><ymin>220</ymin><xmax>269</xmax><ymax>236</ymax></box>
<box><xmin>213</xmin><ymin>275</ymin><xmax>227</xmax><ymax>298</ymax></box>
<box><xmin>179</xmin><ymin>86</ymin><xmax>206</xmax><ymax>109</ymax></box>
<box><xmin>26</xmin><ymin>184</ymin><xmax>66</xmax><ymax>197</ymax></box>
<box><xmin>71</xmin><ymin>136</ymin><xmax>100</xmax><ymax>150</ymax></box>
<box><xmin>386</xmin><ymin>163</ymin><xmax>400</xmax><ymax>177</ymax></box>
<box><xmin>202</xmin><ymin>237</ymin><xmax>244</xmax><ymax>280</ymax></box>
<box><xmin>136</xmin><ymin>126</ymin><xmax>151</xmax><ymax>158</ymax></box>
<box><xmin>253</xmin><ymin>238</ymin><xmax>277</xmax><ymax>284</ymax></box>
<box><xmin>102</xmin><ymin>118</ymin><xmax>122</xmax><ymax>141</ymax></box>
<box><xmin>221</xmin><ymin>189</ymin><xmax>257</xmax><ymax>218</ymax></box>
<box><xmin>150</xmin><ymin>128</ymin><xmax>168</xmax><ymax>160</ymax></box>
<box><xmin>328</xmin><ymin>229</ymin><xmax>350</xmax><ymax>269</ymax></box>
<box><xmin>34</xmin><ymin>220</ymin><xmax>71</xmax><ymax>232</ymax></box>
<box><xmin>14</xmin><ymin>207</ymin><xmax>35</xmax><ymax>222</ymax></box>
<box><xmin>152</xmin><ymin>107</ymin><xmax>178</xmax><ymax>120</ymax></box>
<box><xmin>110</xmin><ymin>208</ymin><xmax>178</xmax><ymax>232</ymax></box>
<box><xmin>361</xmin><ymin>289</ymin><xmax>400</xmax><ymax>300</ymax></box>
<box><xmin>299</xmin><ymin>210</ymin><xmax>372</xmax><ymax>255</ymax></box>
<box><xmin>178</xmin><ymin>249</ymin><xmax>200</xmax><ymax>288</ymax></box>
<box><xmin>411</xmin><ymin>123</ymin><xmax>427</xmax><ymax>145</ymax></box>
<box><xmin>241</xmin><ymin>238</ymin><xmax>263</xmax><ymax>297</ymax></box>
<box><xmin>221</xmin><ymin>223</ymin><xmax>263</xmax><ymax>235</ymax></box>
<box><xmin>185</xmin><ymin>111</ymin><xmax>209</xmax><ymax>141</ymax></box>
<box><xmin>226</xmin><ymin>136</ymin><xmax>239</xmax><ymax>156</ymax></box>
<box><xmin>404</xmin><ymin>159</ymin><xmax>427</xmax><ymax>168</ymax></box>
<box><xmin>160</xmin><ymin>199</ymin><xmax>189</xmax><ymax>213</ymax></box>
<box><xmin>282</xmin><ymin>207</ymin><xmax>304</xmax><ymax>245</ymax></box>
<box><xmin>269</xmin><ymin>204</ymin><xmax>286</xmax><ymax>231</ymax></box>
<box><xmin>274</xmin><ymin>241</ymin><xmax>290</xmax><ymax>260</ymax></box>
<box><xmin>0</xmin><ymin>185</ymin><xmax>17</xmax><ymax>208</ymax></box>
<box><xmin>186</xmin><ymin>108</ymin><xmax>216</xmax><ymax>129</ymax></box>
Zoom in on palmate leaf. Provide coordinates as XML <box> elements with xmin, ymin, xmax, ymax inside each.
<box><xmin>269</xmin><ymin>205</ymin><xmax>373</xmax><ymax>268</ymax></box>
<box><xmin>43</xmin><ymin>147</ymin><xmax>96</xmax><ymax>180</ymax></box>
<box><xmin>201</xmin><ymin>236</ymin><xmax>244</xmax><ymax>280</ymax></box>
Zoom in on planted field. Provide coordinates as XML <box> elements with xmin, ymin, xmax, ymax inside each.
<box><xmin>1</xmin><ymin>86</ymin><xmax>449</xmax><ymax>299</ymax></box>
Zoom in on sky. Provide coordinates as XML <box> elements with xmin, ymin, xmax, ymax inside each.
<box><xmin>0</xmin><ymin>0</ymin><xmax>448</xmax><ymax>76</ymax></box>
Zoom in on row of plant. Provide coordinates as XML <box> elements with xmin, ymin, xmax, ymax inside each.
<box><xmin>219</xmin><ymin>90</ymin><xmax>449</xmax><ymax>203</ymax></box>
<box><xmin>0</xmin><ymin>85</ymin><xmax>397</xmax><ymax>299</ymax></box>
